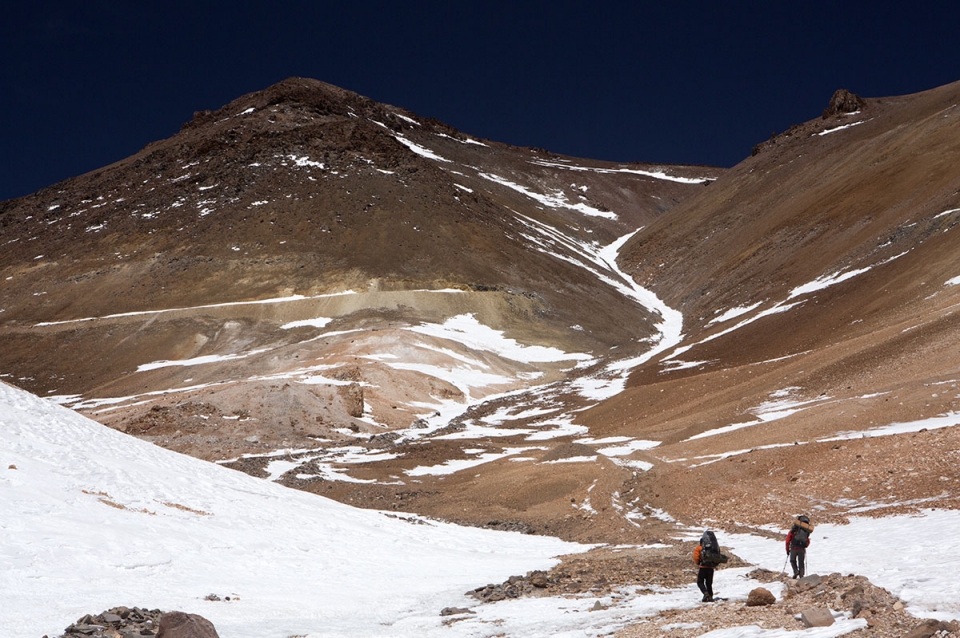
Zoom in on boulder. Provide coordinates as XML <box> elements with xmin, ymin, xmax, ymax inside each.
<box><xmin>156</xmin><ymin>611</ymin><xmax>219</xmax><ymax>638</ymax></box>
<box><xmin>790</xmin><ymin>574</ymin><xmax>822</xmax><ymax>593</ymax></box>
<box><xmin>746</xmin><ymin>587</ymin><xmax>776</xmax><ymax>607</ymax></box>
<box><xmin>800</xmin><ymin>607</ymin><xmax>835</xmax><ymax>628</ymax></box>
<box><xmin>904</xmin><ymin>619</ymin><xmax>958</xmax><ymax>638</ymax></box>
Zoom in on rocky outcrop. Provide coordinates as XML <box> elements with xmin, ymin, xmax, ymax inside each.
<box><xmin>52</xmin><ymin>608</ymin><xmax>220</xmax><ymax>638</ymax></box>
<box><xmin>822</xmin><ymin>88</ymin><xmax>866</xmax><ymax>118</ymax></box>
<box><xmin>468</xmin><ymin>570</ymin><xmax>556</xmax><ymax>602</ymax></box>
<box><xmin>55</xmin><ymin>607</ymin><xmax>163</xmax><ymax>637</ymax></box>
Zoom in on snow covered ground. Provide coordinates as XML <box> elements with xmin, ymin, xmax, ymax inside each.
<box><xmin>726</xmin><ymin>511</ymin><xmax>960</xmax><ymax>623</ymax></box>
<box><xmin>4</xmin><ymin>381</ymin><xmax>960</xmax><ymax>637</ymax></box>
<box><xmin>1</xmin><ymin>381</ymin><xmax>580</xmax><ymax>638</ymax></box>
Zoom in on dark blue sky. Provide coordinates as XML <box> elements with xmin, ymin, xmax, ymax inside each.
<box><xmin>2</xmin><ymin>1</ymin><xmax>959</xmax><ymax>201</ymax></box>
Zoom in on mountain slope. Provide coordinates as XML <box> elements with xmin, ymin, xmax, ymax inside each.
<box><xmin>3</xmin><ymin>77</ymin><xmax>960</xmax><ymax>550</ymax></box>
<box><xmin>580</xmin><ymin>82</ymin><xmax>960</xmax><ymax>528</ymax></box>
<box><xmin>0</xmin><ymin>78</ymin><xmax>719</xmax><ymax>541</ymax></box>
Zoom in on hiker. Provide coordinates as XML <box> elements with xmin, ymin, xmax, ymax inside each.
<box><xmin>693</xmin><ymin>530</ymin><xmax>721</xmax><ymax>602</ymax></box>
<box><xmin>785</xmin><ymin>515</ymin><xmax>813</xmax><ymax>578</ymax></box>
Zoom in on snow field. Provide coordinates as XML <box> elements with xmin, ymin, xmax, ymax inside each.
<box><xmin>0</xmin><ymin>382</ymin><xmax>583</xmax><ymax>638</ymax></box>
<box><xmin>727</xmin><ymin>510</ymin><xmax>960</xmax><ymax>621</ymax></box>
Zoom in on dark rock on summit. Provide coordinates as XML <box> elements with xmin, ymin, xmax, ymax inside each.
<box><xmin>822</xmin><ymin>88</ymin><xmax>866</xmax><ymax>118</ymax></box>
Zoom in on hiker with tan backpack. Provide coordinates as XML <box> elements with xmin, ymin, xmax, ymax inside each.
<box><xmin>785</xmin><ymin>515</ymin><xmax>814</xmax><ymax>578</ymax></box>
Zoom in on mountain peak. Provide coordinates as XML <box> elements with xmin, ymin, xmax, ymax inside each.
<box><xmin>180</xmin><ymin>76</ymin><xmax>379</xmax><ymax>133</ymax></box>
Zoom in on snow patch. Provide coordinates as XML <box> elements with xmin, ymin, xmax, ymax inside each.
<box><xmin>530</xmin><ymin>159</ymin><xmax>713</xmax><ymax>184</ymax></box>
<box><xmin>394</xmin><ymin>135</ymin><xmax>452</xmax><ymax>163</ymax></box>
<box><xmin>818</xmin><ymin>120</ymin><xmax>866</xmax><ymax>135</ymax></box>
<box><xmin>479</xmin><ymin>172</ymin><xmax>617</xmax><ymax>219</ymax></box>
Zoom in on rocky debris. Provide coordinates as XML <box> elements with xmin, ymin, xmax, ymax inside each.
<box><xmin>800</xmin><ymin>607</ymin><xmax>835</xmax><ymax>627</ymax></box>
<box><xmin>468</xmin><ymin>543</ymin><xmax>745</xmax><ymax>605</ymax></box>
<box><xmin>480</xmin><ymin>519</ymin><xmax>534</xmax><ymax>534</ymax></box>
<box><xmin>54</xmin><ymin>607</ymin><xmax>163</xmax><ymax>638</ymax></box>
<box><xmin>787</xmin><ymin>573</ymin><xmax>821</xmax><ymax>592</ymax></box>
<box><xmin>156</xmin><ymin>611</ymin><xmax>219</xmax><ymax>638</ymax></box>
<box><xmin>367</xmin><ymin>431</ymin><xmax>401</xmax><ymax>448</ymax></box>
<box><xmin>905</xmin><ymin>618</ymin><xmax>960</xmax><ymax>638</ymax></box>
<box><xmin>468</xmin><ymin>570</ymin><xmax>557</xmax><ymax>602</ymax></box>
<box><xmin>745</xmin><ymin>587</ymin><xmax>775</xmax><ymax>606</ymax></box>
<box><xmin>822</xmin><ymin>88</ymin><xmax>866</xmax><ymax>118</ymax></box>
<box><xmin>615</xmin><ymin>568</ymin><xmax>960</xmax><ymax>637</ymax></box>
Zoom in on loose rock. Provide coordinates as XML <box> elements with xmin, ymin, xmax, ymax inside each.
<box><xmin>746</xmin><ymin>588</ymin><xmax>775</xmax><ymax>607</ymax></box>
<box><xmin>800</xmin><ymin>607</ymin><xmax>835</xmax><ymax>628</ymax></box>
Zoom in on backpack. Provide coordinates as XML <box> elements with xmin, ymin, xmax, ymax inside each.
<box><xmin>699</xmin><ymin>530</ymin><xmax>729</xmax><ymax>567</ymax></box>
<box><xmin>700</xmin><ymin>547</ymin><xmax>729</xmax><ymax>567</ymax></box>
<box><xmin>791</xmin><ymin>525</ymin><xmax>810</xmax><ymax>548</ymax></box>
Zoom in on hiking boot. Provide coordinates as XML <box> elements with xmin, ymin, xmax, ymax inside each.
<box><xmin>702</xmin><ymin>594</ymin><xmax>713</xmax><ymax>602</ymax></box>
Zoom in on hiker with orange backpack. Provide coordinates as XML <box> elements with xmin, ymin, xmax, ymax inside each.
<box><xmin>694</xmin><ymin>530</ymin><xmax>727</xmax><ymax>602</ymax></box>
<box><xmin>785</xmin><ymin>515</ymin><xmax>814</xmax><ymax>578</ymax></box>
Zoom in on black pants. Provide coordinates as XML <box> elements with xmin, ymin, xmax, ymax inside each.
<box><xmin>697</xmin><ymin>567</ymin><xmax>714</xmax><ymax>597</ymax></box>
<box><xmin>790</xmin><ymin>547</ymin><xmax>806</xmax><ymax>577</ymax></box>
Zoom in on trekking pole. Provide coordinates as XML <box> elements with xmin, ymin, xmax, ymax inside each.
<box><xmin>782</xmin><ymin>555</ymin><xmax>788</xmax><ymax>574</ymax></box>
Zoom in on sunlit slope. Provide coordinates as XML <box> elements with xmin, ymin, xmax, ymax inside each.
<box><xmin>577</xmin><ymin>82</ymin><xmax>960</xmax><ymax>527</ymax></box>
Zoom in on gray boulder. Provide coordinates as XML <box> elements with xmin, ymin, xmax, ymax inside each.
<box><xmin>800</xmin><ymin>607</ymin><xmax>835</xmax><ymax>628</ymax></box>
